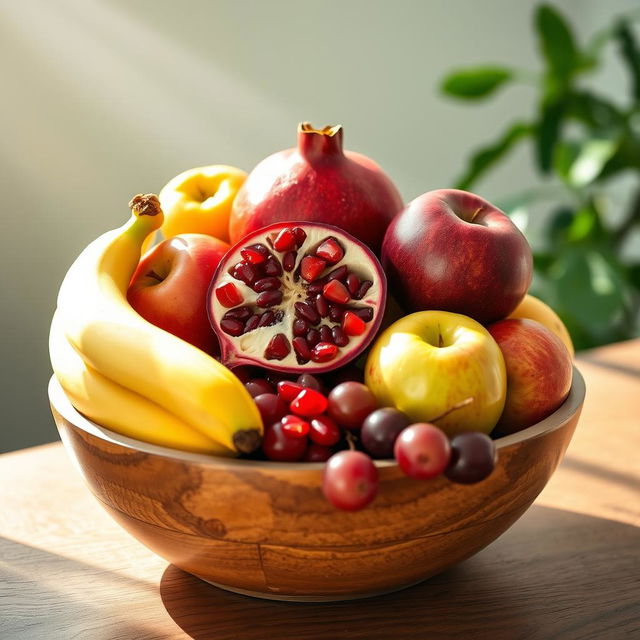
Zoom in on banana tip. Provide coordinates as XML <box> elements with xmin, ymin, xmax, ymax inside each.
<box><xmin>233</xmin><ymin>429</ymin><xmax>262</xmax><ymax>454</ymax></box>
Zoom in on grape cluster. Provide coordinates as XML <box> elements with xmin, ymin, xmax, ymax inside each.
<box><xmin>239</xmin><ymin>368</ymin><xmax>497</xmax><ymax>511</ymax></box>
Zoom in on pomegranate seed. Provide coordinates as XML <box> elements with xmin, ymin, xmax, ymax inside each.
<box><xmin>332</xmin><ymin>326</ymin><xmax>349</xmax><ymax>346</ymax></box>
<box><xmin>300</xmin><ymin>256</ymin><xmax>327</xmax><ymax>282</ymax></box>
<box><xmin>215</xmin><ymin>282</ymin><xmax>244</xmax><ymax>308</ymax></box>
<box><xmin>342</xmin><ymin>311</ymin><xmax>366</xmax><ymax>336</ymax></box>
<box><xmin>263</xmin><ymin>256</ymin><xmax>283</xmax><ymax>277</ymax></box>
<box><xmin>281</xmin><ymin>414</ymin><xmax>310</xmax><ymax>438</ymax></box>
<box><xmin>353</xmin><ymin>307</ymin><xmax>374</xmax><ymax>322</ymax></box>
<box><xmin>233</xmin><ymin>261</ymin><xmax>257</xmax><ymax>285</ymax></box>
<box><xmin>323</xmin><ymin>280</ymin><xmax>350</xmax><ymax>304</ymax></box>
<box><xmin>283</xmin><ymin>251</ymin><xmax>297</xmax><ymax>272</ymax></box>
<box><xmin>244</xmin><ymin>314</ymin><xmax>260</xmax><ymax>332</ymax></box>
<box><xmin>311</xmin><ymin>342</ymin><xmax>338</xmax><ymax>363</ymax></box>
<box><xmin>326</xmin><ymin>265</ymin><xmax>348</xmax><ymax>282</ymax></box>
<box><xmin>273</xmin><ymin>228</ymin><xmax>297</xmax><ymax>252</ymax></box>
<box><xmin>277</xmin><ymin>380</ymin><xmax>305</xmax><ymax>402</ymax></box>
<box><xmin>220</xmin><ymin>317</ymin><xmax>244</xmax><ymax>336</ymax></box>
<box><xmin>297</xmin><ymin>373</ymin><xmax>324</xmax><ymax>392</ymax></box>
<box><xmin>253</xmin><ymin>277</ymin><xmax>281</xmax><ymax>292</ymax></box>
<box><xmin>258</xmin><ymin>310</ymin><xmax>275</xmax><ymax>327</ymax></box>
<box><xmin>292</xmin><ymin>337</ymin><xmax>312</xmax><ymax>361</ymax></box>
<box><xmin>354</xmin><ymin>280</ymin><xmax>373</xmax><ymax>299</ymax></box>
<box><xmin>293</xmin><ymin>227</ymin><xmax>307</xmax><ymax>247</ymax></box>
<box><xmin>315</xmin><ymin>294</ymin><xmax>329</xmax><ymax>318</ymax></box>
<box><xmin>294</xmin><ymin>301</ymin><xmax>320</xmax><ymax>325</ymax></box>
<box><xmin>346</xmin><ymin>273</ymin><xmax>360</xmax><ymax>296</ymax></box>
<box><xmin>309</xmin><ymin>415</ymin><xmax>341</xmax><ymax>446</ymax></box>
<box><xmin>241</xmin><ymin>245</ymin><xmax>268</xmax><ymax>264</ymax></box>
<box><xmin>307</xmin><ymin>279</ymin><xmax>327</xmax><ymax>295</ymax></box>
<box><xmin>293</xmin><ymin>318</ymin><xmax>308</xmax><ymax>336</ymax></box>
<box><xmin>291</xmin><ymin>388</ymin><xmax>329</xmax><ymax>417</ymax></box>
<box><xmin>329</xmin><ymin>305</ymin><xmax>344</xmax><ymax>322</ymax></box>
<box><xmin>306</xmin><ymin>328</ymin><xmax>321</xmax><ymax>347</ymax></box>
<box><xmin>265</xmin><ymin>333</ymin><xmax>291</xmax><ymax>360</ymax></box>
<box><xmin>256</xmin><ymin>290</ymin><xmax>283</xmax><ymax>307</ymax></box>
<box><xmin>315</xmin><ymin>237</ymin><xmax>344</xmax><ymax>264</ymax></box>
<box><xmin>319</xmin><ymin>325</ymin><xmax>333</xmax><ymax>343</ymax></box>
<box><xmin>224</xmin><ymin>305</ymin><xmax>252</xmax><ymax>320</ymax></box>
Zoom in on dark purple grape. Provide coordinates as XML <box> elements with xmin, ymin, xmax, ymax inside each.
<box><xmin>361</xmin><ymin>408</ymin><xmax>411</xmax><ymax>458</ymax></box>
<box><xmin>296</xmin><ymin>373</ymin><xmax>324</xmax><ymax>393</ymax></box>
<box><xmin>445</xmin><ymin>432</ymin><xmax>496</xmax><ymax>484</ymax></box>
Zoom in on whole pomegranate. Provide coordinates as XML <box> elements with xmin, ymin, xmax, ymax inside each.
<box><xmin>229</xmin><ymin>123</ymin><xmax>403</xmax><ymax>254</ymax></box>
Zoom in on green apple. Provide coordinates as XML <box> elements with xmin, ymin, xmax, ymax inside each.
<box><xmin>364</xmin><ymin>311</ymin><xmax>506</xmax><ymax>435</ymax></box>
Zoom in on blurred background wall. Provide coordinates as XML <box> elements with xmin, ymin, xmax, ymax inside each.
<box><xmin>1</xmin><ymin>0</ymin><xmax>637</xmax><ymax>452</ymax></box>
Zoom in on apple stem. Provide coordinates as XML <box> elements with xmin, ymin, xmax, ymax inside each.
<box><xmin>428</xmin><ymin>397</ymin><xmax>474</xmax><ymax>423</ymax></box>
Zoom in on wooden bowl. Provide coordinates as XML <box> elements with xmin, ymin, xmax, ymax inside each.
<box><xmin>48</xmin><ymin>369</ymin><xmax>585</xmax><ymax>601</ymax></box>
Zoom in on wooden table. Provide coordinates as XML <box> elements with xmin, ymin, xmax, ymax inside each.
<box><xmin>2</xmin><ymin>341</ymin><xmax>639</xmax><ymax>639</ymax></box>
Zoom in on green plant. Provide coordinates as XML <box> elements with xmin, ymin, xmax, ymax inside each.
<box><xmin>440</xmin><ymin>3</ymin><xmax>640</xmax><ymax>350</ymax></box>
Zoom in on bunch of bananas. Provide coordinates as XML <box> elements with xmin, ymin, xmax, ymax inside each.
<box><xmin>50</xmin><ymin>194</ymin><xmax>262</xmax><ymax>456</ymax></box>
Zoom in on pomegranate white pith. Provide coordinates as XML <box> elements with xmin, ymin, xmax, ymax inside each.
<box><xmin>208</xmin><ymin>222</ymin><xmax>386</xmax><ymax>373</ymax></box>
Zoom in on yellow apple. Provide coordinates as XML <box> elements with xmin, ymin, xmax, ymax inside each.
<box><xmin>508</xmin><ymin>294</ymin><xmax>574</xmax><ymax>357</ymax></box>
<box><xmin>158</xmin><ymin>165</ymin><xmax>247</xmax><ymax>243</ymax></box>
<box><xmin>365</xmin><ymin>311</ymin><xmax>506</xmax><ymax>436</ymax></box>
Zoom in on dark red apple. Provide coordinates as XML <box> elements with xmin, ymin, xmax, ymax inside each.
<box><xmin>488</xmin><ymin>318</ymin><xmax>573</xmax><ymax>435</ymax></box>
<box><xmin>381</xmin><ymin>189</ymin><xmax>532</xmax><ymax>324</ymax></box>
<box><xmin>128</xmin><ymin>234</ymin><xmax>229</xmax><ymax>355</ymax></box>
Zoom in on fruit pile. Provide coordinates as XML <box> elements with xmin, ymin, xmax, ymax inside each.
<box><xmin>50</xmin><ymin>123</ymin><xmax>574</xmax><ymax>512</ymax></box>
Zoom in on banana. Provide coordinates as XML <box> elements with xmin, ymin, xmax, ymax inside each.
<box><xmin>50</xmin><ymin>313</ymin><xmax>233</xmax><ymax>455</ymax></box>
<box><xmin>54</xmin><ymin>194</ymin><xmax>262</xmax><ymax>454</ymax></box>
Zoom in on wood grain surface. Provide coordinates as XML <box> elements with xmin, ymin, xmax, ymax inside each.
<box><xmin>1</xmin><ymin>340</ymin><xmax>639</xmax><ymax>638</ymax></box>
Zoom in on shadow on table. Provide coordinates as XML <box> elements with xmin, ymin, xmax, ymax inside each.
<box><xmin>160</xmin><ymin>505</ymin><xmax>640</xmax><ymax>640</ymax></box>
<box><xmin>0</xmin><ymin>537</ymin><xmax>158</xmax><ymax>640</ymax></box>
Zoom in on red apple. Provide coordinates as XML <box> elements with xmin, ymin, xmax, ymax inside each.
<box><xmin>381</xmin><ymin>189</ymin><xmax>533</xmax><ymax>324</ymax></box>
<box><xmin>128</xmin><ymin>234</ymin><xmax>229</xmax><ymax>355</ymax></box>
<box><xmin>488</xmin><ymin>318</ymin><xmax>573</xmax><ymax>435</ymax></box>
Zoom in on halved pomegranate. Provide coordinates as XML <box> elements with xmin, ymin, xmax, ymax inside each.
<box><xmin>208</xmin><ymin>222</ymin><xmax>386</xmax><ymax>374</ymax></box>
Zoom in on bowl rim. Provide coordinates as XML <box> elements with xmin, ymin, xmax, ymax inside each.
<box><xmin>48</xmin><ymin>367</ymin><xmax>585</xmax><ymax>471</ymax></box>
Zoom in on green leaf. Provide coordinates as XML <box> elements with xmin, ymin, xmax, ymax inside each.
<box><xmin>567</xmin><ymin>91</ymin><xmax>624</xmax><ymax>130</ymax></box>
<box><xmin>440</xmin><ymin>66</ymin><xmax>513</xmax><ymax>99</ymax></box>
<box><xmin>455</xmin><ymin>122</ymin><xmax>531</xmax><ymax>190</ymax></box>
<box><xmin>569</xmin><ymin>138</ymin><xmax>619</xmax><ymax>186</ymax></box>
<box><xmin>555</xmin><ymin>138</ymin><xmax>619</xmax><ymax>187</ymax></box>
<box><xmin>550</xmin><ymin>248</ymin><xmax>629</xmax><ymax>335</ymax></box>
<box><xmin>535</xmin><ymin>4</ymin><xmax>580</xmax><ymax>81</ymax></box>
<box><xmin>616</xmin><ymin>21</ymin><xmax>640</xmax><ymax>101</ymax></box>
<box><xmin>536</xmin><ymin>98</ymin><xmax>565</xmax><ymax>173</ymax></box>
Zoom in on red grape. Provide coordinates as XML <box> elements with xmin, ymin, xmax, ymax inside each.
<box><xmin>445</xmin><ymin>432</ymin><xmax>496</xmax><ymax>484</ymax></box>
<box><xmin>303</xmin><ymin>443</ymin><xmax>333</xmax><ymax>462</ymax></box>
<box><xmin>245</xmin><ymin>378</ymin><xmax>274</xmax><ymax>397</ymax></box>
<box><xmin>262</xmin><ymin>422</ymin><xmax>307</xmax><ymax>461</ymax></box>
<box><xmin>322</xmin><ymin>450</ymin><xmax>378</xmax><ymax>511</ymax></box>
<box><xmin>297</xmin><ymin>373</ymin><xmax>325</xmax><ymax>393</ymax></box>
<box><xmin>253</xmin><ymin>393</ymin><xmax>288</xmax><ymax>425</ymax></box>
<box><xmin>361</xmin><ymin>408</ymin><xmax>410</xmax><ymax>458</ymax></box>
<box><xmin>309</xmin><ymin>415</ymin><xmax>341</xmax><ymax>446</ymax></box>
<box><xmin>394</xmin><ymin>423</ymin><xmax>451</xmax><ymax>480</ymax></box>
<box><xmin>327</xmin><ymin>382</ymin><xmax>377</xmax><ymax>430</ymax></box>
